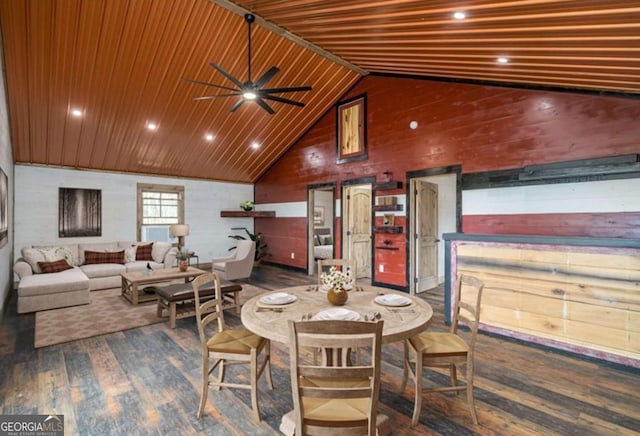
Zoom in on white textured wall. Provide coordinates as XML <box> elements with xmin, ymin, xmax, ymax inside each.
<box><xmin>0</xmin><ymin>41</ymin><xmax>15</xmax><ymax>316</ymax></box>
<box><xmin>463</xmin><ymin>178</ymin><xmax>640</xmax><ymax>215</ymax></box>
<box><xmin>14</xmin><ymin>165</ymin><xmax>253</xmax><ymax>262</ymax></box>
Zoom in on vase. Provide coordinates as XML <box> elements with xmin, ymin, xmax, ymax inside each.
<box><xmin>327</xmin><ymin>287</ymin><xmax>349</xmax><ymax>306</ymax></box>
<box><xmin>179</xmin><ymin>260</ymin><xmax>188</xmax><ymax>272</ymax></box>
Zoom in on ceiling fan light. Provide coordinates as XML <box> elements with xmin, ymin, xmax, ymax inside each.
<box><xmin>243</xmin><ymin>91</ymin><xmax>257</xmax><ymax>100</ymax></box>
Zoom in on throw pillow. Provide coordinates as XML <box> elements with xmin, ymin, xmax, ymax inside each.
<box><xmin>135</xmin><ymin>243</ymin><xmax>154</xmax><ymax>261</ymax></box>
<box><xmin>22</xmin><ymin>248</ymin><xmax>47</xmax><ymax>273</ymax></box>
<box><xmin>124</xmin><ymin>246</ymin><xmax>137</xmax><ymax>263</ymax></box>
<box><xmin>151</xmin><ymin>241</ymin><xmax>171</xmax><ymax>263</ymax></box>
<box><xmin>55</xmin><ymin>246</ymin><xmax>75</xmax><ymax>266</ymax></box>
<box><xmin>38</xmin><ymin>259</ymin><xmax>73</xmax><ymax>274</ymax></box>
<box><xmin>84</xmin><ymin>250</ymin><xmax>125</xmax><ymax>265</ymax></box>
<box><xmin>40</xmin><ymin>247</ymin><xmax>60</xmax><ymax>262</ymax></box>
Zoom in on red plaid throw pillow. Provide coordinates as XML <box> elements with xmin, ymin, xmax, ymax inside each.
<box><xmin>38</xmin><ymin>259</ymin><xmax>73</xmax><ymax>274</ymax></box>
<box><xmin>84</xmin><ymin>250</ymin><xmax>125</xmax><ymax>265</ymax></box>
<box><xmin>135</xmin><ymin>243</ymin><xmax>154</xmax><ymax>261</ymax></box>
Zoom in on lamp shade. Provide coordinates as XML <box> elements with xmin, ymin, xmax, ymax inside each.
<box><xmin>170</xmin><ymin>224</ymin><xmax>190</xmax><ymax>237</ymax></box>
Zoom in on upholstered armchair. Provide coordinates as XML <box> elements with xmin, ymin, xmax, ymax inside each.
<box><xmin>211</xmin><ymin>240</ymin><xmax>256</xmax><ymax>280</ymax></box>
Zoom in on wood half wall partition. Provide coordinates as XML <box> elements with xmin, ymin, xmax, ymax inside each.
<box><xmin>444</xmin><ymin>233</ymin><xmax>640</xmax><ymax>368</ymax></box>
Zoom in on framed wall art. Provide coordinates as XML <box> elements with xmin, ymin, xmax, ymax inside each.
<box><xmin>0</xmin><ymin>168</ymin><xmax>7</xmax><ymax>248</ymax></box>
<box><xmin>59</xmin><ymin>188</ymin><xmax>102</xmax><ymax>237</ymax></box>
<box><xmin>336</xmin><ymin>94</ymin><xmax>367</xmax><ymax>164</ymax></box>
<box><xmin>314</xmin><ymin>206</ymin><xmax>325</xmax><ymax>225</ymax></box>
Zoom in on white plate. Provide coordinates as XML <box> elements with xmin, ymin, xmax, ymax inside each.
<box><xmin>314</xmin><ymin>308</ymin><xmax>360</xmax><ymax>321</ymax></box>
<box><xmin>260</xmin><ymin>292</ymin><xmax>297</xmax><ymax>305</ymax></box>
<box><xmin>374</xmin><ymin>294</ymin><xmax>412</xmax><ymax>307</ymax></box>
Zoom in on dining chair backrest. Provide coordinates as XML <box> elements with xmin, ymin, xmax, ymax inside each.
<box><xmin>317</xmin><ymin>258</ymin><xmax>356</xmax><ymax>285</ymax></box>
<box><xmin>451</xmin><ymin>274</ymin><xmax>484</xmax><ymax>354</ymax></box>
<box><xmin>288</xmin><ymin>319</ymin><xmax>383</xmax><ymax>435</ymax></box>
<box><xmin>192</xmin><ymin>272</ymin><xmax>224</xmax><ymax>348</ymax></box>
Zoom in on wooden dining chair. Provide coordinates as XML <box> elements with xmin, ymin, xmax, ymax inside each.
<box><xmin>401</xmin><ymin>274</ymin><xmax>485</xmax><ymax>426</ymax></box>
<box><xmin>193</xmin><ymin>272</ymin><xmax>273</xmax><ymax>421</ymax></box>
<box><xmin>317</xmin><ymin>258</ymin><xmax>356</xmax><ymax>285</ymax></box>
<box><xmin>279</xmin><ymin>320</ymin><xmax>391</xmax><ymax>436</ymax></box>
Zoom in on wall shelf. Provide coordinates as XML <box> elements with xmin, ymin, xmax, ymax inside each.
<box><xmin>373</xmin><ymin>204</ymin><xmax>403</xmax><ymax>212</ymax></box>
<box><xmin>374</xmin><ymin>181</ymin><xmax>403</xmax><ymax>191</ymax></box>
<box><xmin>375</xmin><ymin>246</ymin><xmax>399</xmax><ymax>251</ymax></box>
<box><xmin>220</xmin><ymin>210</ymin><xmax>276</xmax><ymax>218</ymax></box>
<box><xmin>373</xmin><ymin>226</ymin><xmax>403</xmax><ymax>234</ymax></box>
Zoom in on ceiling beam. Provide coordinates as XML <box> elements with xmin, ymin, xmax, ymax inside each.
<box><xmin>210</xmin><ymin>0</ymin><xmax>369</xmax><ymax>76</ymax></box>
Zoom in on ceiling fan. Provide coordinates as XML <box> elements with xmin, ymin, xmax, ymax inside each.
<box><xmin>183</xmin><ymin>13</ymin><xmax>312</xmax><ymax>115</ymax></box>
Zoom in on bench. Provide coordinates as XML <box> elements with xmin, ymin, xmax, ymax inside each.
<box><xmin>155</xmin><ymin>281</ymin><xmax>243</xmax><ymax>328</ymax></box>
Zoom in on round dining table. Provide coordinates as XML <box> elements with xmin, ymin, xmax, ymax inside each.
<box><xmin>241</xmin><ymin>285</ymin><xmax>433</xmax><ymax>344</ymax></box>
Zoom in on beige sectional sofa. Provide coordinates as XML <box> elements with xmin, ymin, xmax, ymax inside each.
<box><xmin>14</xmin><ymin>241</ymin><xmax>177</xmax><ymax>314</ymax></box>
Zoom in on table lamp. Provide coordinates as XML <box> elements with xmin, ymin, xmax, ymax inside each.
<box><xmin>170</xmin><ymin>224</ymin><xmax>190</xmax><ymax>250</ymax></box>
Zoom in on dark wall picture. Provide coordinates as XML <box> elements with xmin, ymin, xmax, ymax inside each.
<box><xmin>0</xmin><ymin>168</ymin><xmax>7</xmax><ymax>248</ymax></box>
<box><xmin>59</xmin><ymin>188</ymin><xmax>102</xmax><ymax>237</ymax></box>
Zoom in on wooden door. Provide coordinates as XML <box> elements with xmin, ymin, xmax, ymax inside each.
<box><xmin>344</xmin><ymin>186</ymin><xmax>371</xmax><ymax>278</ymax></box>
<box><xmin>414</xmin><ymin>181</ymin><xmax>438</xmax><ymax>292</ymax></box>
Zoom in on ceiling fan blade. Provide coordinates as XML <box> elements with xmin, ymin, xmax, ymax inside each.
<box><xmin>181</xmin><ymin>77</ymin><xmax>238</xmax><ymax>92</ymax></box>
<box><xmin>254</xmin><ymin>66</ymin><xmax>279</xmax><ymax>88</ymax></box>
<box><xmin>230</xmin><ymin>98</ymin><xmax>246</xmax><ymax>113</ymax></box>
<box><xmin>193</xmin><ymin>93</ymin><xmax>242</xmax><ymax>101</ymax></box>
<box><xmin>255</xmin><ymin>97</ymin><xmax>275</xmax><ymax>114</ymax></box>
<box><xmin>261</xmin><ymin>85</ymin><xmax>313</xmax><ymax>94</ymax></box>
<box><xmin>210</xmin><ymin>63</ymin><xmax>245</xmax><ymax>89</ymax></box>
<box><xmin>262</xmin><ymin>94</ymin><xmax>305</xmax><ymax>107</ymax></box>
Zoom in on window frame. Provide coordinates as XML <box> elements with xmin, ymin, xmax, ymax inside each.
<box><xmin>136</xmin><ymin>183</ymin><xmax>185</xmax><ymax>241</ymax></box>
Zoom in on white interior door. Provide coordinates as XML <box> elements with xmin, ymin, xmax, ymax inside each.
<box><xmin>343</xmin><ymin>185</ymin><xmax>372</xmax><ymax>279</ymax></box>
<box><xmin>414</xmin><ymin>180</ymin><xmax>438</xmax><ymax>292</ymax></box>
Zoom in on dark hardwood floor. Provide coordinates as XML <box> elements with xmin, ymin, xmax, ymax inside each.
<box><xmin>1</xmin><ymin>264</ymin><xmax>639</xmax><ymax>435</ymax></box>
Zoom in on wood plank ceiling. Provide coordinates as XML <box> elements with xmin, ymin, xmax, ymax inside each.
<box><xmin>1</xmin><ymin>0</ymin><xmax>638</xmax><ymax>183</ymax></box>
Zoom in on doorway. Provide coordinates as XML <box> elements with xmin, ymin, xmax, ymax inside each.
<box><xmin>408</xmin><ymin>169</ymin><xmax>461</xmax><ymax>294</ymax></box>
<box><xmin>342</xmin><ymin>183</ymin><xmax>372</xmax><ymax>279</ymax></box>
<box><xmin>308</xmin><ymin>184</ymin><xmax>336</xmax><ymax>276</ymax></box>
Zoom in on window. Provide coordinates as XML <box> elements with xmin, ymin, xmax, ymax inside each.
<box><xmin>137</xmin><ymin>183</ymin><xmax>185</xmax><ymax>242</ymax></box>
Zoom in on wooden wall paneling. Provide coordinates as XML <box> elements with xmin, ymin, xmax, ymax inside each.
<box><xmin>463</xmin><ymin>212</ymin><xmax>640</xmax><ymax>239</ymax></box>
<box><xmin>256</xmin><ymin>75</ymin><xmax>640</xmax><ymax>280</ymax></box>
<box><xmin>255</xmin><ymin>217</ymin><xmax>307</xmax><ymax>268</ymax></box>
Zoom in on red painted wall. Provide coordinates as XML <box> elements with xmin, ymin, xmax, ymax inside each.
<box><xmin>256</xmin><ymin>75</ymin><xmax>640</xmax><ymax>286</ymax></box>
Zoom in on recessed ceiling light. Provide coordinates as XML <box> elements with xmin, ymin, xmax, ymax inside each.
<box><xmin>70</xmin><ymin>108</ymin><xmax>83</xmax><ymax>118</ymax></box>
<box><xmin>146</xmin><ymin>122</ymin><xmax>158</xmax><ymax>131</ymax></box>
<box><xmin>251</xmin><ymin>142</ymin><xmax>260</xmax><ymax>149</ymax></box>
<box><xmin>204</xmin><ymin>133</ymin><xmax>215</xmax><ymax>142</ymax></box>
<box><xmin>497</xmin><ymin>57</ymin><xmax>510</xmax><ymax>64</ymax></box>
<box><xmin>453</xmin><ymin>11</ymin><xmax>466</xmax><ymax>20</ymax></box>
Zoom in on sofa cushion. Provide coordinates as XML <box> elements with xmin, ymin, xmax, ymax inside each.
<box><xmin>136</xmin><ymin>243</ymin><xmax>153</xmax><ymax>261</ymax></box>
<box><xmin>151</xmin><ymin>242</ymin><xmax>172</xmax><ymax>263</ymax></box>
<box><xmin>84</xmin><ymin>250</ymin><xmax>125</xmax><ymax>265</ymax></box>
<box><xmin>38</xmin><ymin>259</ymin><xmax>73</xmax><ymax>274</ymax></box>
<box><xmin>80</xmin><ymin>263</ymin><xmax>126</xmax><ymax>278</ymax></box>
<box><xmin>33</xmin><ymin>245</ymin><xmax>78</xmax><ymax>266</ymax></box>
<box><xmin>18</xmin><ymin>267</ymin><xmax>89</xmax><ymax>297</ymax></box>
<box><xmin>125</xmin><ymin>261</ymin><xmax>164</xmax><ymax>273</ymax></box>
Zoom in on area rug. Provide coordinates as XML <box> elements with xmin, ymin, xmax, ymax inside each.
<box><xmin>34</xmin><ymin>283</ymin><xmax>270</xmax><ymax>348</ymax></box>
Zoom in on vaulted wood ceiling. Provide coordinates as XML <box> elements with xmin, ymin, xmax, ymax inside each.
<box><xmin>1</xmin><ymin>0</ymin><xmax>638</xmax><ymax>183</ymax></box>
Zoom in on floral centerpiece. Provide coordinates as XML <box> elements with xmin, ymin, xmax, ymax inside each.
<box><xmin>320</xmin><ymin>266</ymin><xmax>353</xmax><ymax>290</ymax></box>
<box><xmin>321</xmin><ymin>266</ymin><xmax>353</xmax><ymax>306</ymax></box>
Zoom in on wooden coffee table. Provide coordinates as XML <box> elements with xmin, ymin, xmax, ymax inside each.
<box><xmin>121</xmin><ymin>267</ymin><xmax>206</xmax><ymax>305</ymax></box>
